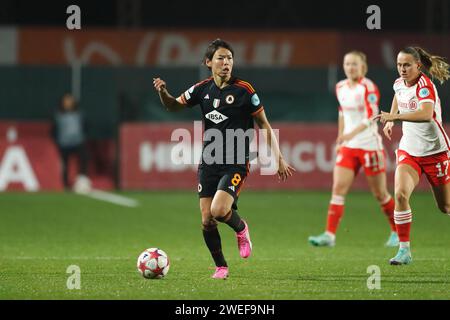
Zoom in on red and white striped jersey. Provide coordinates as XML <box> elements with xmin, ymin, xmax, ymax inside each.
<box><xmin>394</xmin><ymin>73</ymin><xmax>449</xmax><ymax>156</ymax></box>
<box><xmin>335</xmin><ymin>77</ymin><xmax>383</xmax><ymax>150</ymax></box>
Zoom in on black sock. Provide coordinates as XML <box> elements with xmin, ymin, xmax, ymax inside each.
<box><xmin>202</xmin><ymin>226</ymin><xmax>227</xmax><ymax>267</ymax></box>
<box><xmin>216</xmin><ymin>209</ymin><xmax>245</xmax><ymax>233</ymax></box>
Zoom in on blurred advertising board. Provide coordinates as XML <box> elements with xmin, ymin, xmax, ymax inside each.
<box><xmin>2</xmin><ymin>27</ymin><xmax>448</xmax><ymax>67</ymax></box>
<box><xmin>0</xmin><ymin>122</ymin><xmax>63</xmax><ymax>191</ymax></box>
<box><xmin>119</xmin><ymin>122</ymin><xmax>432</xmax><ymax>191</ymax></box>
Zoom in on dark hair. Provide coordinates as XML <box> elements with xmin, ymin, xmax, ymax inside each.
<box><xmin>203</xmin><ymin>38</ymin><xmax>234</xmax><ymax>69</ymax></box>
<box><xmin>59</xmin><ymin>93</ymin><xmax>78</xmax><ymax>112</ymax></box>
<box><xmin>400</xmin><ymin>46</ymin><xmax>450</xmax><ymax>84</ymax></box>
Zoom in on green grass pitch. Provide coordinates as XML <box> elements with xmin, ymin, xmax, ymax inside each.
<box><xmin>0</xmin><ymin>191</ymin><xmax>449</xmax><ymax>299</ymax></box>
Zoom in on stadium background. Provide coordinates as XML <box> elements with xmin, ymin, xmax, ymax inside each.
<box><xmin>0</xmin><ymin>0</ymin><xmax>449</xmax><ymax>192</ymax></box>
<box><xmin>1</xmin><ymin>0</ymin><xmax>450</xmax><ymax>302</ymax></box>
<box><xmin>0</xmin><ymin>0</ymin><xmax>450</xmax><ymax>190</ymax></box>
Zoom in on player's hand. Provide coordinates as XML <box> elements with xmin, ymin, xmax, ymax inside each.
<box><xmin>373</xmin><ymin>111</ymin><xmax>397</xmax><ymax>124</ymax></box>
<box><xmin>153</xmin><ymin>78</ymin><xmax>166</xmax><ymax>92</ymax></box>
<box><xmin>383</xmin><ymin>121</ymin><xmax>394</xmax><ymax>141</ymax></box>
<box><xmin>277</xmin><ymin>157</ymin><xmax>295</xmax><ymax>182</ymax></box>
<box><xmin>335</xmin><ymin>135</ymin><xmax>343</xmax><ymax>153</ymax></box>
<box><xmin>336</xmin><ymin>133</ymin><xmax>353</xmax><ymax>145</ymax></box>
<box><xmin>335</xmin><ymin>142</ymin><xmax>342</xmax><ymax>154</ymax></box>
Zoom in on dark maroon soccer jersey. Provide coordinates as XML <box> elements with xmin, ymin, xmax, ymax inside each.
<box><xmin>179</xmin><ymin>76</ymin><xmax>264</xmax><ymax>165</ymax></box>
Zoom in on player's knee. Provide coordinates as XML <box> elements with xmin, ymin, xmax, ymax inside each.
<box><xmin>210</xmin><ymin>203</ymin><xmax>230</xmax><ymax>219</ymax></box>
<box><xmin>395</xmin><ymin>189</ymin><xmax>410</xmax><ymax>206</ymax></box>
<box><xmin>332</xmin><ymin>184</ymin><xmax>348</xmax><ymax>196</ymax></box>
<box><xmin>372</xmin><ymin>190</ymin><xmax>386</xmax><ymax>203</ymax></box>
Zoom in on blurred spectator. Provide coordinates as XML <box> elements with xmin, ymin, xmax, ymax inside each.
<box><xmin>52</xmin><ymin>93</ymin><xmax>91</xmax><ymax>192</ymax></box>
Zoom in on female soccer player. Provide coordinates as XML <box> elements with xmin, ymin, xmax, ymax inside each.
<box><xmin>377</xmin><ymin>47</ymin><xmax>450</xmax><ymax>265</ymax></box>
<box><xmin>308</xmin><ymin>51</ymin><xmax>398</xmax><ymax>247</ymax></box>
<box><xmin>153</xmin><ymin>39</ymin><xmax>294</xmax><ymax>279</ymax></box>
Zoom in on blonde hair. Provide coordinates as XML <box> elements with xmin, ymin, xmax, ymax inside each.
<box><xmin>401</xmin><ymin>46</ymin><xmax>450</xmax><ymax>84</ymax></box>
<box><xmin>345</xmin><ymin>51</ymin><xmax>368</xmax><ymax>77</ymax></box>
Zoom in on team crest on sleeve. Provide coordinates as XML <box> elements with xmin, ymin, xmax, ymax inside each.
<box><xmin>419</xmin><ymin>88</ymin><xmax>430</xmax><ymax>98</ymax></box>
<box><xmin>251</xmin><ymin>94</ymin><xmax>260</xmax><ymax>106</ymax></box>
<box><xmin>367</xmin><ymin>93</ymin><xmax>378</xmax><ymax>104</ymax></box>
<box><xmin>225</xmin><ymin>95</ymin><xmax>234</xmax><ymax>104</ymax></box>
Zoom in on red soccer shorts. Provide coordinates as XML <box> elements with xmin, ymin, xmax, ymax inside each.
<box><xmin>396</xmin><ymin>149</ymin><xmax>450</xmax><ymax>186</ymax></box>
<box><xmin>336</xmin><ymin>146</ymin><xmax>386</xmax><ymax>176</ymax></box>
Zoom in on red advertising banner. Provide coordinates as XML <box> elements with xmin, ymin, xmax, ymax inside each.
<box><xmin>10</xmin><ymin>27</ymin><xmax>450</xmax><ymax>67</ymax></box>
<box><xmin>120</xmin><ymin>122</ymin><xmax>434</xmax><ymax>191</ymax></box>
<box><xmin>17</xmin><ymin>28</ymin><xmax>339</xmax><ymax>66</ymax></box>
<box><xmin>0</xmin><ymin>122</ymin><xmax>63</xmax><ymax>191</ymax></box>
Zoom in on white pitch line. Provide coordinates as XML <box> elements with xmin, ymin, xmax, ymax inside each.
<box><xmin>6</xmin><ymin>256</ymin><xmax>184</xmax><ymax>261</ymax></box>
<box><xmin>79</xmin><ymin>189</ymin><xmax>139</xmax><ymax>208</ymax></box>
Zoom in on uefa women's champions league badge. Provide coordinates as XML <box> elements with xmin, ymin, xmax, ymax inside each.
<box><xmin>419</xmin><ymin>88</ymin><xmax>430</xmax><ymax>98</ymax></box>
<box><xmin>367</xmin><ymin>93</ymin><xmax>378</xmax><ymax>104</ymax></box>
<box><xmin>251</xmin><ymin>94</ymin><xmax>260</xmax><ymax>106</ymax></box>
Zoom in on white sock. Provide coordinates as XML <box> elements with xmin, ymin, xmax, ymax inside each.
<box><xmin>325</xmin><ymin>231</ymin><xmax>336</xmax><ymax>241</ymax></box>
<box><xmin>399</xmin><ymin>241</ymin><xmax>410</xmax><ymax>249</ymax></box>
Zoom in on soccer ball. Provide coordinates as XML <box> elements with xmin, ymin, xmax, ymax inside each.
<box><xmin>137</xmin><ymin>248</ymin><xmax>170</xmax><ymax>279</ymax></box>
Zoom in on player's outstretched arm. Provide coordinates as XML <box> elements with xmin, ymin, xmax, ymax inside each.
<box><xmin>379</xmin><ymin>103</ymin><xmax>433</xmax><ymax>123</ymax></box>
<box><xmin>253</xmin><ymin>109</ymin><xmax>295</xmax><ymax>181</ymax></box>
<box><xmin>153</xmin><ymin>78</ymin><xmax>185</xmax><ymax>112</ymax></box>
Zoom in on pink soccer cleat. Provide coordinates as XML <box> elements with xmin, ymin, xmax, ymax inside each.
<box><xmin>236</xmin><ymin>220</ymin><xmax>252</xmax><ymax>258</ymax></box>
<box><xmin>212</xmin><ymin>266</ymin><xmax>229</xmax><ymax>279</ymax></box>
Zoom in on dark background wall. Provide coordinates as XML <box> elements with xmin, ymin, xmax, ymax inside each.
<box><xmin>1</xmin><ymin>0</ymin><xmax>449</xmax><ymax>33</ymax></box>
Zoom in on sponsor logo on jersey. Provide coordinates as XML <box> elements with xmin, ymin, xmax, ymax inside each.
<box><xmin>419</xmin><ymin>88</ymin><xmax>430</xmax><ymax>98</ymax></box>
<box><xmin>205</xmin><ymin>110</ymin><xmax>228</xmax><ymax>124</ymax></box>
<box><xmin>198</xmin><ymin>183</ymin><xmax>202</xmax><ymax>192</ymax></box>
<box><xmin>213</xmin><ymin>98</ymin><xmax>220</xmax><ymax>109</ymax></box>
<box><xmin>204</xmin><ymin>94</ymin><xmax>209</xmax><ymax>100</ymax></box>
<box><xmin>367</xmin><ymin>93</ymin><xmax>378</xmax><ymax>104</ymax></box>
<box><xmin>225</xmin><ymin>95</ymin><xmax>234</xmax><ymax>104</ymax></box>
<box><xmin>228</xmin><ymin>185</ymin><xmax>236</xmax><ymax>192</ymax></box>
<box><xmin>408</xmin><ymin>100</ymin><xmax>417</xmax><ymax>110</ymax></box>
<box><xmin>251</xmin><ymin>93</ymin><xmax>260</xmax><ymax>106</ymax></box>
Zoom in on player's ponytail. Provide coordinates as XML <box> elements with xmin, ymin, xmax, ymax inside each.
<box><xmin>401</xmin><ymin>47</ymin><xmax>450</xmax><ymax>84</ymax></box>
